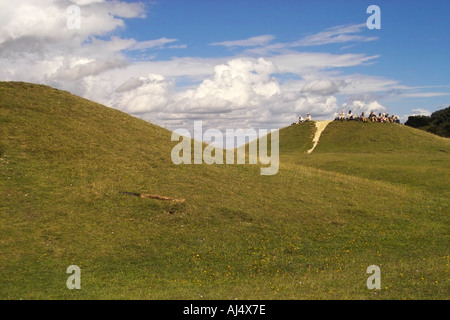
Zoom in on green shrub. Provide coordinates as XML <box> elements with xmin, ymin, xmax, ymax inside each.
<box><xmin>405</xmin><ymin>106</ymin><xmax>450</xmax><ymax>137</ymax></box>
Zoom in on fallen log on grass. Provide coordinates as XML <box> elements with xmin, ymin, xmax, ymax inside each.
<box><xmin>119</xmin><ymin>191</ymin><xmax>185</xmax><ymax>202</ymax></box>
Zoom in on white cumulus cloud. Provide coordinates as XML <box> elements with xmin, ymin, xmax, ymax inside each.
<box><xmin>1</xmin><ymin>1</ymin><xmax>438</xmax><ymax>133</ymax></box>
<box><xmin>113</xmin><ymin>74</ymin><xmax>172</xmax><ymax>114</ymax></box>
<box><xmin>174</xmin><ymin>58</ymin><xmax>281</xmax><ymax>113</ymax></box>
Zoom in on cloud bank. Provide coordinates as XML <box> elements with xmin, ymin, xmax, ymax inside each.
<box><xmin>1</xmin><ymin>0</ymin><xmax>446</xmax><ymax>133</ymax></box>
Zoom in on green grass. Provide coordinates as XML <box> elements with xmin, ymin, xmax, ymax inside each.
<box><xmin>282</xmin><ymin>121</ymin><xmax>450</xmax><ymax>193</ymax></box>
<box><xmin>1</xmin><ymin>82</ymin><xmax>449</xmax><ymax>300</ymax></box>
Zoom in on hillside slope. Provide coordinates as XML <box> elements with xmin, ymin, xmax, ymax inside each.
<box><xmin>279</xmin><ymin>120</ymin><xmax>450</xmax><ymax>193</ymax></box>
<box><xmin>1</xmin><ymin>82</ymin><xmax>448</xmax><ymax>300</ymax></box>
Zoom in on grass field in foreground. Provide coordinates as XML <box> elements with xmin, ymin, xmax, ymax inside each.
<box><xmin>1</xmin><ymin>82</ymin><xmax>449</xmax><ymax>299</ymax></box>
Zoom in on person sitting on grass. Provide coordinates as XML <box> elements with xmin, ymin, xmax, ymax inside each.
<box><xmin>369</xmin><ymin>111</ymin><xmax>377</xmax><ymax>122</ymax></box>
<box><xmin>361</xmin><ymin>112</ymin><xmax>368</xmax><ymax>123</ymax></box>
<box><xmin>347</xmin><ymin>110</ymin><xmax>353</xmax><ymax>121</ymax></box>
<box><xmin>305</xmin><ymin>113</ymin><xmax>312</xmax><ymax>122</ymax></box>
<box><xmin>378</xmin><ymin>113</ymin><xmax>384</xmax><ymax>122</ymax></box>
<box><xmin>339</xmin><ymin>110</ymin><xmax>345</xmax><ymax>121</ymax></box>
<box><xmin>394</xmin><ymin>115</ymin><xmax>400</xmax><ymax>124</ymax></box>
<box><xmin>298</xmin><ymin>114</ymin><xmax>304</xmax><ymax>124</ymax></box>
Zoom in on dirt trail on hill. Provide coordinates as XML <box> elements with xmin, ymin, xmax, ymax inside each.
<box><xmin>307</xmin><ymin>120</ymin><xmax>332</xmax><ymax>154</ymax></box>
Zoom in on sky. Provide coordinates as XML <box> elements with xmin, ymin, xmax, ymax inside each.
<box><xmin>1</xmin><ymin>0</ymin><xmax>449</xmax><ymax>134</ymax></box>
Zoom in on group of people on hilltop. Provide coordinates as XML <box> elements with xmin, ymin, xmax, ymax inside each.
<box><xmin>295</xmin><ymin>113</ymin><xmax>312</xmax><ymax>124</ymax></box>
<box><xmin>292</xmin><ymin>110</ymin><xmax>400</xmax><ymax>125</ymax></box>
<box><xmin>336</xmin><ymin>110</ymin><xmax>400</xmax><ymax>124</ymax></box>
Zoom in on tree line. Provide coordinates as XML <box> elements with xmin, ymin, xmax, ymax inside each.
<box><xmin>405</xmin><ymin>106</ymin><xmax>450</xmax><ymax>138</ymax></box>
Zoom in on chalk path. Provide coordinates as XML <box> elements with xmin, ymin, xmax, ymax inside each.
<box><xmin>307</xmin><ymin>120</ymin><xmax>332</xmax><ymax>154</ymax></box>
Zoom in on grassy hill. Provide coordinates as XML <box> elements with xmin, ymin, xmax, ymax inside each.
<box><xmin>1</xmin><ymin>82</ymin><xmax>449</xmax><ymax>300</ymax></box>
<box><xmin>281</xmin><ymin>121</ymin><xmax>450</xmax><ymax>193</ymax></box>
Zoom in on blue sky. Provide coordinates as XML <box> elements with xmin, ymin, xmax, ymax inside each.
<box><xmin>123</xmin><ymin>0</ymin><xmax>449</xmax><ymax>84</ymax></box>
<box><xmin>122</xmin><ymin>0</ymin><xmax>450</xmax><ymax>119</ymax></box>
<box><xmin>0</xmin><ymin>0</ymin><xmax>449</xmax><ymax>130</ymax></box>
